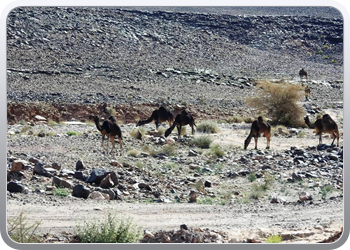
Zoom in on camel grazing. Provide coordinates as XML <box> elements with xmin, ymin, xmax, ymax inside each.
<box><xmin>136</xmin><ymin>106</ymin><xmax>174</xmax><ymax>130</ymax></box>
<box><xmin>89</xmin><ymin>115</ymin><xmax>123</xmax><ymax>153</ymax></box>
<box><xmin>164</xmin><ymin>110</ymin><xmax>196</xmax><ymax>139</ymax></box>
<box><xmin>304</xmin><ymin>114</ymin><xmax>339</xmax><ymax>147</ymax></box>
<box><xmin>244</xmin><ymin>116</ymin><xmax>271</xmax><ymax>150</ymax></box>
<box><xmin>299</xmin><ymin>68</ymin><xmax>308</xmax><ymax>80</ymax></box>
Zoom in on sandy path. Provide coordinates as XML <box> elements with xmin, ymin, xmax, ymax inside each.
<box><xmin>6</xmin><ymin>198</ymin><xmax>343</xmax><ymax>243</ymax></box>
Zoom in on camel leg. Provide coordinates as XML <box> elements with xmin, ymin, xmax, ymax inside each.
<box><xmin>177</xmin><ymin>125</ymin><xmax>181</xmax><ymax>140</ymax></box>
<box><xmin>155</xmin><ymin>120</ymin><xmax>160</xmax><ymax>131</ymax></box>
<box><xmin>254</xmin><ymin>136</ymin><xmax>258</xmax><ymax>150</ymax></box>
<box><xmin>101</xmin><ymin>131</ymin><xmax>107</xmax><ymax>152</ymax></box>
<box><xmin>265</xmin><ymin>131</ymin><xmax>271</xmax><ymax>149</ymax></box>
<box><xmin>119</xmin><ymin>138</ymin><xmax>123</xmax><ymax>149</ymax></box>
<box><xmin>191</xmin><ymin>124</ymin><xmax>195</xmax><ymax>135</ymax></box>
<box><xmin>109</xmin><ymin>135</ymin><xmax>115</xmax><ymax>153</ymax></box>
<box><xmin>319</xmin><ymin>133</ymin><xmax>323</xmax><ymax>145</ymax></box>
<box><xmin>331</xmin><ymin>131</ymin><xmax>339</xmax><ymax>147</ymax></box>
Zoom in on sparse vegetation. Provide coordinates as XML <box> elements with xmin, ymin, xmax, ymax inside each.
<box><xmin>249</xmin><ymin>173</ymin><xmax>275</xmax><ymax>200</ymax></box>
<box><xmin>75</xmin><ymin>214</ymin><xmax>142</xmax><ymax>243</ymax></box>
<box><xmin>321</xmin><ymin>184</ymin><xmax>334</xmax><ymax>199</ymax></box>
<box><xmin>130</xmin><ymin>128</ymin><xmax>145</xmax><ymax>139</ymax></box>
<box><xmin>209</xmin><ymin>144</ymin><xmax>225</xmax><ymax>158</ymax></box>
<box><xmin>248</xmin><ymin>173</ymin><xmax>257</xmax><ymax>182</ymax></box>
<box><xmin>266</xmin><ymin>235</ymin><xmax>282</xmax><ymax>243</ymax></box>
<box><xmin>246</xmin><ymin>81</ymin><xmax>305</xmax><ymax>127</ymax></box>
<box><xmin>196</xmin><ymin>121</ymin><xmax>220</xmax><ymax>133</ymax></box>
<box><xmin>7</xmin><ymin>212</ymin><xmax>43</xmax><ymax>243</ymax></box>
<box><xmin>54</xmin><ymin>187</ymin><xmax>69</xmax><ymax>197</ymax></box>
<box><xmin>127</xmin><ymin>149</ymin><xmax>140</xmax><ymax>157</ymax></box>
<box><xmin>66</xmin><ymin>131</ymin><xmax>80</xmax><ymax>136</ymax></box>
<box><xmin>191</xmin><ymin>135</ymin><xmax>213</xmax><ymax>149</ymax></box>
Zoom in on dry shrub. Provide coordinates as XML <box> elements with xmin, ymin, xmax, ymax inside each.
<box><xmin>246</xmin><ymin>81</ymin><xmax>305</xmax><ymax>127</ymax></box>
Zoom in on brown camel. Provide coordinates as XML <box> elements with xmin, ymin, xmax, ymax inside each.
<box><xmin>164</xmin><ymin>110</ymin><xmax>196</xmax><ymax>139</ymax></box>
<box><xmin>304</xmin><ymin>114</ymin><xmax>339</xmax><ymax>147</ymax></box>
<box><xmin>304</xmin><ymin>85</ymin><xmax>311</xmax><ymax>101</ymax></box>
<box><xmin>89</xmin><ymin>115</ymin><xmax>123</xmax><ymax>153</ymax></box>
<box><xmin>299</xmin><ymin>68</ymin><xmax>308</xmax><ymax>80</ymax></box>
<box><xmin>136</xmin><ymin>106</ymin><xmax>174</xmax><ymax>130</ymax></box>
<box><xmin>244</xmin><ymin>116</ymin><xmax>271</xmax><ymax>149</ymax></box>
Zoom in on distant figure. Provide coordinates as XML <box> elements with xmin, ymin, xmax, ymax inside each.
<box><xmin>299</xmin><ymin>68</ymin><xmax>308</xmax><ymax>80</ymax></box>
<box><xmin>304</xmin><ymin>86</ymin><xmax>311</xmax><ymax>101</ymax></box>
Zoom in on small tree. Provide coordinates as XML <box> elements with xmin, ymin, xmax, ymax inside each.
<box><xmin>246</xmin><ymin>81</ymin><xmax>305</xmax><ymax>127</ymax></box>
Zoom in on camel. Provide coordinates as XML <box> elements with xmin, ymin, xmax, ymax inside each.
<box><xmin>244</xmin><ymin>116</ymin><xmax>271</xmax><ymax>150</ymax></box>
<box><xmin>304</xmin><ymin>85</ymin><xmax>311</xmax><ymax>101</ymax></box>
<box><xmin>136</xmin><ymin>106</ymin><xmax>174</xmax><ymax>130</ymax></box>
<box><xmin>89</xmin><ymin>115</ymin><xmax>123</xmax><ymax>153</ymax></box>
<box><xmin>299</xmin><ymin>68</ymin><xmax>308</xmax><ymax>80</ymax></box>
<box><xmin>304</xmin><ymin>114</ymin><xmax>339</xmax><ymax>147</ymax></box>
<box><xmin>164</xmin><ymin>110</ymin><xmax>196</xmax><ymax>139</ymax></box>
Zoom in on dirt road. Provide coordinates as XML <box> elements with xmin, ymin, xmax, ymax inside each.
<box><xmin>6</xmin><ymin>197</ymin><xmax>344</xmax><ymax>243</ymax></box>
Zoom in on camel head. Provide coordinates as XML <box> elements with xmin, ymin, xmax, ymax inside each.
<box><xmin>243</xmin><ymin>138</ymin><xmax>250</xmax><ymax>150</ymax></box>
<box><xmin>108</xmin><ymin>116</ymin><xmax>117</xmax><ymax>122</ymax></box>
<box><xmin>89</xmin><ymin>115</ymin><xmax>99</xmax><ymax>122</ymax></box>
<box><xmin>136</xmin><ymin>120</ymin><xmax>142</xmax><ymax>127</ymax></box>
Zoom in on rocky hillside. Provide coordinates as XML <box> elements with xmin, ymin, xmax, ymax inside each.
<box><xmin>7</xmin><ymin>7</ymin><xmax>343</xmax><ymax>99</ymax></box>
<box><xmin>6</xmin><ymin>7</ymin><xmax>344</xmax><ymax>124</ymax></box>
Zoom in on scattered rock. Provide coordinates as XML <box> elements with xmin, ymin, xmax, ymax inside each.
<box><xmin>75</xmin><ymin>160</ymin><xmax>85</xmax><ymax>170</ymax></box>
<box><xmin>72</xmin><ymin>184</ymin><xmax>90</xmax><ymax>199</ymax></box>
<box><xmin>7</xmin><ymin>181</ymin><xmax>25</xmax><ymax>193</ymax></box>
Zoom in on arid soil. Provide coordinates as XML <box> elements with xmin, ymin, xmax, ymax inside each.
<box><xmin>6</xmin><ymin>6</ymin><xmax>344</xmax><ymax>244</ymax></box>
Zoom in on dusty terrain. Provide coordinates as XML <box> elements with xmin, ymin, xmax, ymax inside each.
<box><xmin>6</xmin><ymin>6</ymin><xmax>344</xmax><ymax>244</ymax></box>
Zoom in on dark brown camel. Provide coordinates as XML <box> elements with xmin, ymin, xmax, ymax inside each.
<box><xmin>136</xmin><ymin>106</ymin><xmax>174</xmax><ymax>130</ymax></box>
<box><xmin>299</xmin><ymin>68</ymin><xmax>308</xmax><ymax>80</ymax></box>
<box><xmin>164</xmin><ymin>110</ymin><xmax>196</xmax><ymax>139</ymax></box>
<box><xmin>244</xmin><ymin>116</ymin><xmax>271</xmax><ymax>149</ymax></box>
<box><xmin>89</xmin><ymin>115</ymin><xmax>123</xmax><ymax>153</ymax></box>
<box><xmin>304</xmin><ymin>114</ymin><xmax>339</xmax><ymax>147</ymax></box>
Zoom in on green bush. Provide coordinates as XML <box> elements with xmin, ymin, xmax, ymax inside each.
<box><xmin>209</xmin><ymin>144</ymin><xmax>225</xmax><ymax>158</ymax></box>
<box><xmin>266</xmin><ymin>235</ymin><xmax>282</xmax><ymax>243</ymax></box>
<box><xmin>191</xmin><ymin>136</ymin><xmax>213</xmax><ymax>149</ymax></box>
<box><xmin>196</xmin><ymin>121</ymin><xmax>220</xmax><ymax>133</ymax></box>
<box><xmin>248</xmin><ymin>173</ymin><xmax>257</xmax><ymax>182</ymax></box>
<box><xmin>75</xmin><ymin>214</ymin><xmax>142</xmax><ymax>243</ymax></box>
<box><xmin>54</xmin><ymin>188</ymin><xmax>69</xmax><ymax>197</ymax></box>
<box><xmin>246</xmin><ymin>81</ymin><xmax>304</xmax><ymax>127</ymax></box>
<box><xmin>66</xmin><ymin>131</ymin><xmax>79</xmax><ymax>136</ymax></box>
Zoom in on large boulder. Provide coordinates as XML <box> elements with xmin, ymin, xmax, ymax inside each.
<box><xmin>86</xmin><ymin>169</ymin><xmax>109</xmax><ymax>185</ymax></box>
<box><xmin>33</xmin><ymin>163</ymin><xmax>57</xmax><ymax>177</ymax></box>
<box><xmin>87</xmin><ymin>169</ymin><xmax>118</xmax><ymax>187</ymax></box>
<box><xmin>7</xmin><ymin>182</ymin><xmax>25</xmax><ymax>193</ymax></box>
<box><xmin>72</xmin><ymin>184</ymin><xmax>90</xmax><ymax>199</ymax></box>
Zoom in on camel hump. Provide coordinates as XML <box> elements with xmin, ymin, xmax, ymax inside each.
<box><xmin>159</xmin><ymin>106</ymin><xmax>167</xmax><ymax>112</ymax></box>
